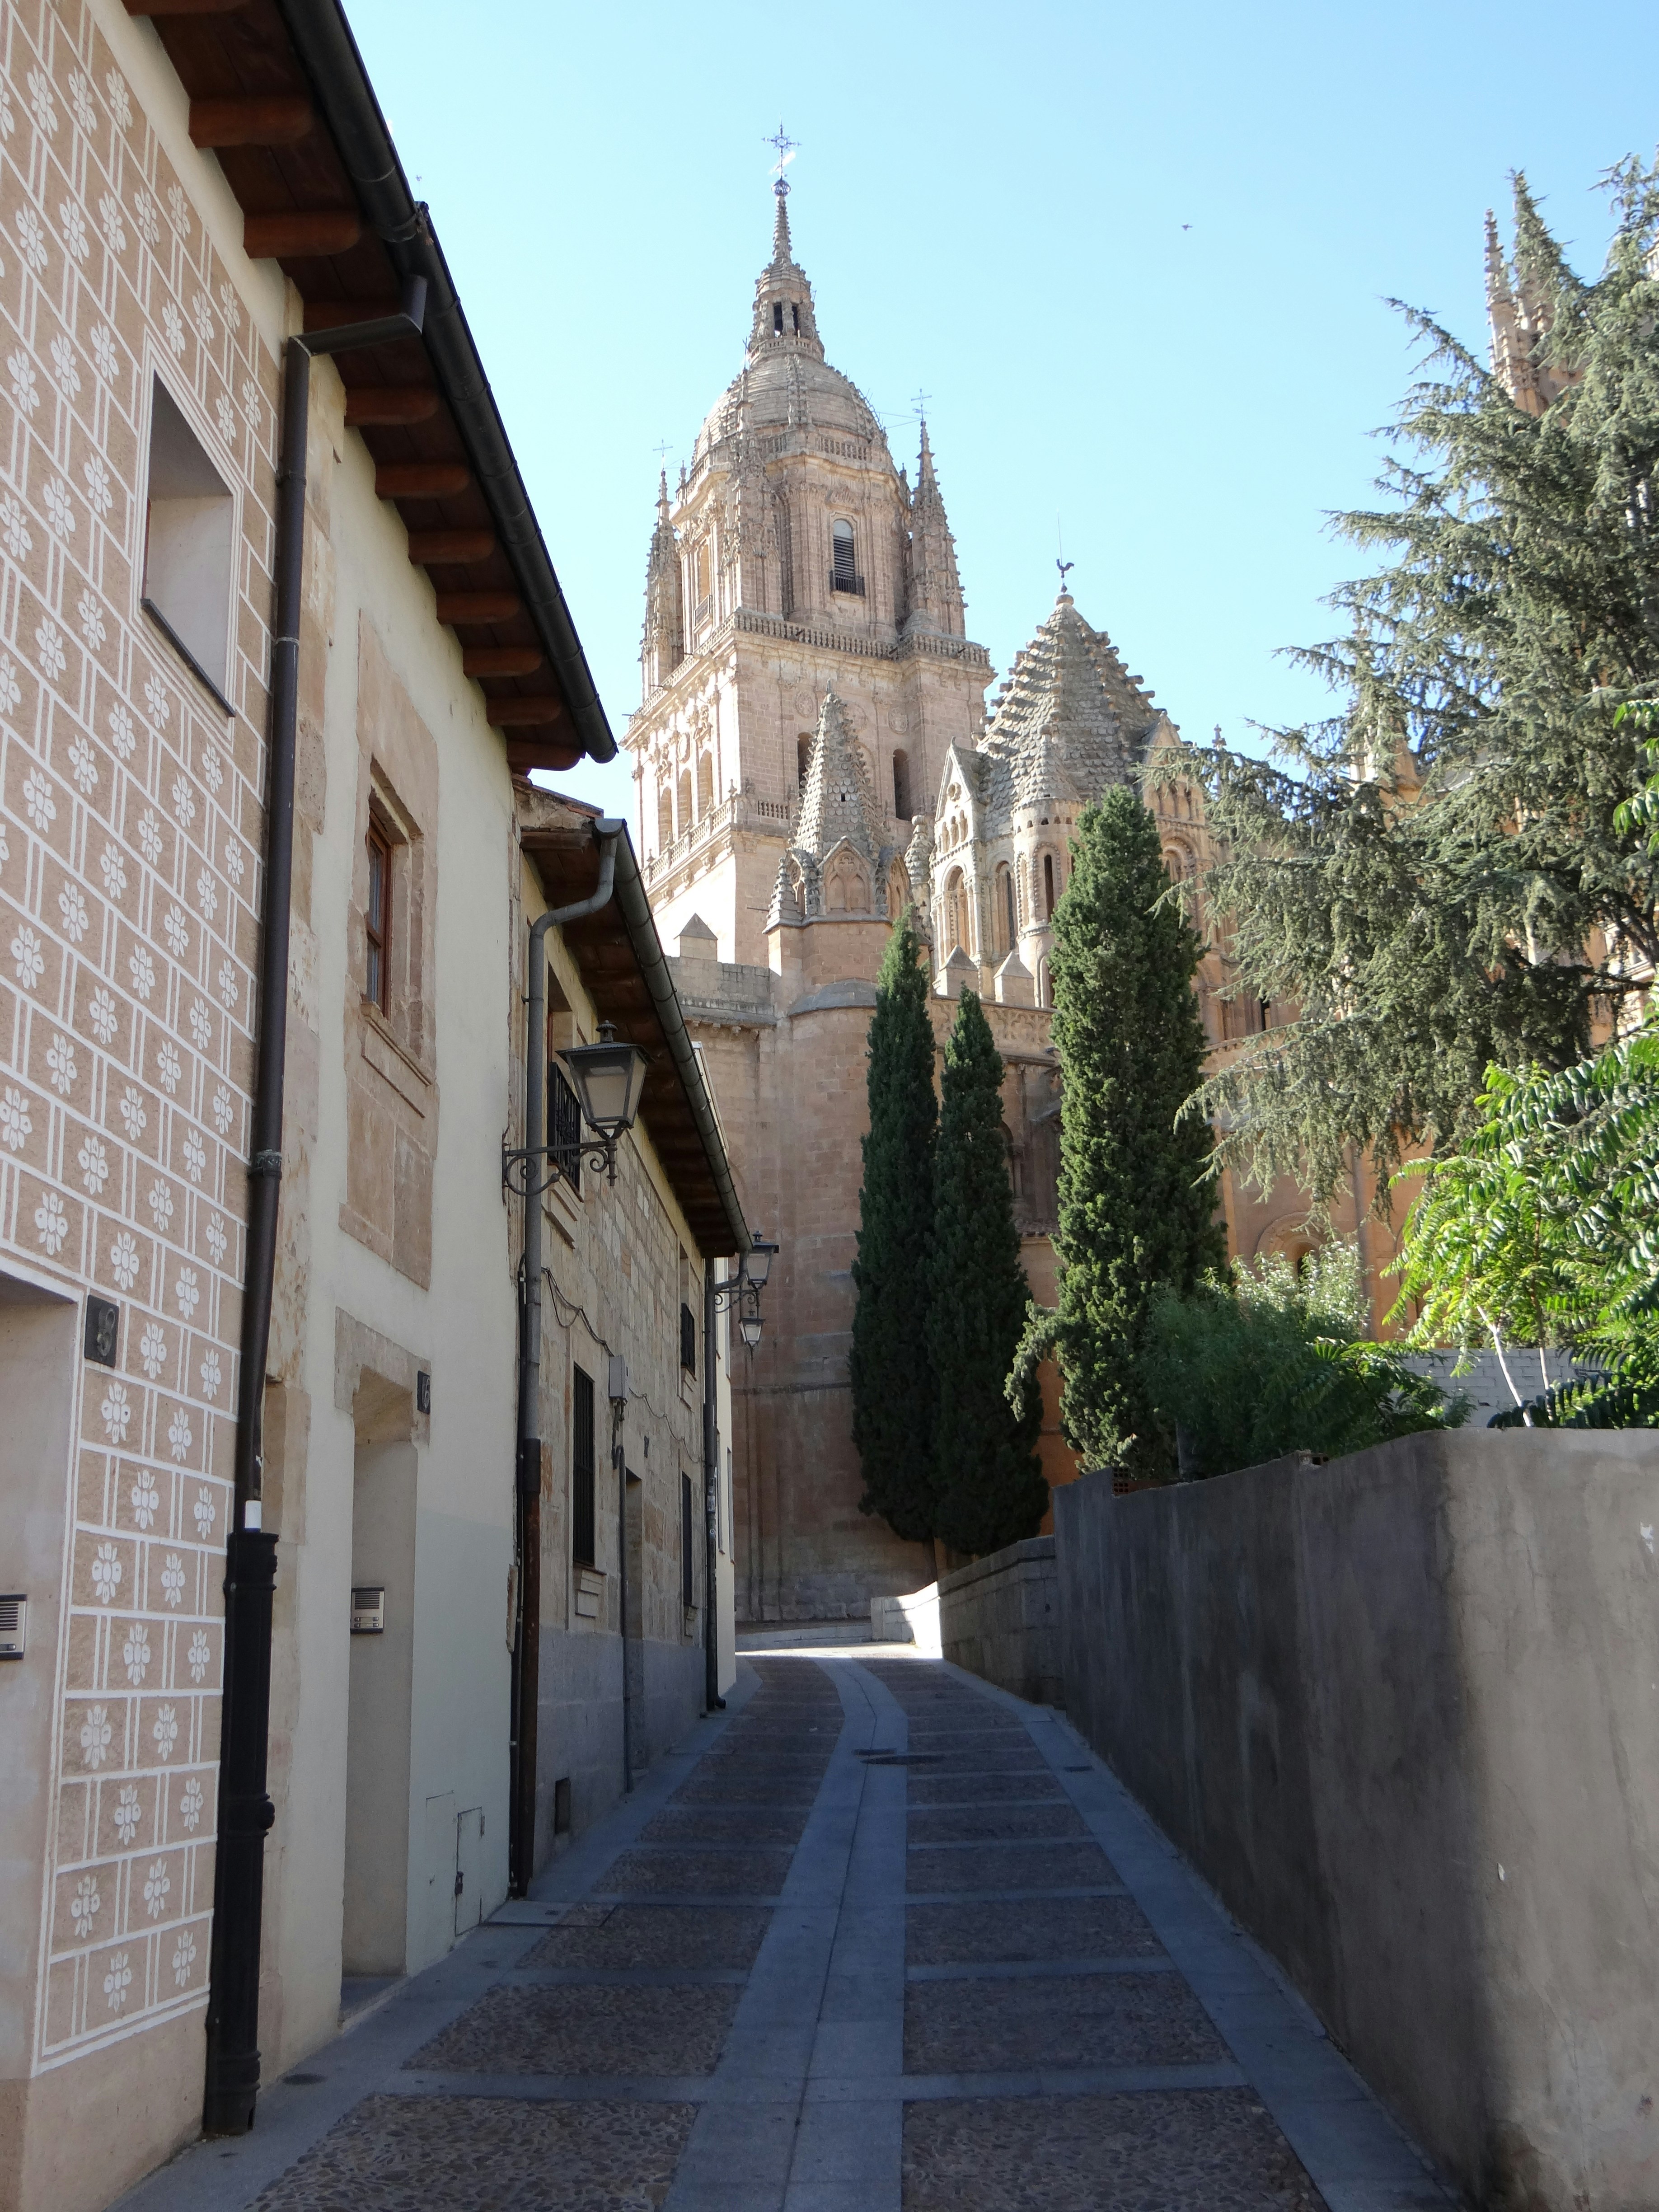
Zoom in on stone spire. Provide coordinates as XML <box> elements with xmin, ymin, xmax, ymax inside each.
<box><xmin>903</xmin><ymin>418</ymin><xmax>965</xmax><ymax>640</ymax></box>
<box><xmin>795</xmin><ymin>689</ymin><xmax>879</xmax><ymax>867</ymax></box>
<box><xmin>749</xmin><ymin>185</ymin><xmax>825</xmax><ymax>363</ymax></box>
<box><xmin>640</xmin><ymin>469</ymin><xmax>683</xmax><ymax>696</ymax></box>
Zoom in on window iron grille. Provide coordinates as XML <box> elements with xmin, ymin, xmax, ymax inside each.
<box><xmin>572</xmin><ymin>1366</ymin><xmax>596</xmax><ymax>1566</ymax></box>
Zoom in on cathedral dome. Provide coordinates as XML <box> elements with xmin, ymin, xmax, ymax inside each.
<box><xmin>691</xmin><ymin>188</ymin><xmax>890</xmax><ymax>464</ymax></box>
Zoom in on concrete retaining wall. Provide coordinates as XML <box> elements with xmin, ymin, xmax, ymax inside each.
<box><xmin>1054</xmin><ymin>1433</ymin><xmax>1659</xmax><ymax>2210</ymax></box>
<box><xmin>935</xmin><ymin>1536</ymin><xmax>1062</xmax><ymax>1705</ymax></box>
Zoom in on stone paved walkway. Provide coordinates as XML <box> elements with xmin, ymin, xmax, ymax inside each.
<box><xmin>117</xmin><ymin>1651</ymin><xmax>1454</xmax><ymax>2212</ymax></box>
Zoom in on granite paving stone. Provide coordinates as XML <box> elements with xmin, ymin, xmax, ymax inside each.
<box><xmin>253</xmin><ymin>2093</ymin><xmax>696</xmax><ymax>2212</ymax></box>
<box><xmin>905</xmin><ymin>1968</ymin><xmax>1229</xmax><ymax>2072</ymax></box>
<box><xmin>907</xmin><ymin>1893</ymin><xmax>1167</xmax><ymax>1965</ymax></box>
<box><xmin>523</xmin><ymin>1905</ymin><xmax>771</xmax><ymax>1973</ymax></box>
<box><xmin>641</xmin><ymin>1804</ymin><xmax>811</xmax><ymax>1846</ymax></box>
<box><xmin>906</xmin><ymin>1840</ymin><xmax>1120</xmax><ymax>1893</ymax></box>
<box><xmin>603</xmin><ymin>1846</ymin><xmax>794</xmax><ymax>1895</ymax></box>
<box><xmin>906</xmin><ymin>1802</ymin><xmax>1088</xmax><ymax>1843</ymax></box>
<box><xmin>406</xmin><ymin>1982</ymin><xmax>739</xmax><ymax>2076</ymax></box>
<box><xmin>902</xmin><ymin>2090</ymin><xmax>1323</xmax><ymax>2211</ymax></box>
<box><xmin>905</xmin><ymin>1770</ymin><xmax>1066</xmax><ymax>1806</ymax></box>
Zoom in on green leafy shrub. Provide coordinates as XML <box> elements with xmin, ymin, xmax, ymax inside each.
<box><xmin>1392</xmin><ymin>1004</ymin><xmax>1659</xmax><ymax>1428</ymax></box>
<box><xmin>1142</xmin><ymin>1244</ymin><xmax>1465</xmax><ymax>1478</ymax></box>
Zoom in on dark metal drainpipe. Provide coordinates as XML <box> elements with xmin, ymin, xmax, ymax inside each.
<box><xmin>203</xmin><ymin>280</ymin><xmax>426</xmax><ymax>2140</ymax></box>
<box><xmin>703</xmin><ymin>1262</ymin><xmax>723</xmax><ymax>1713</ymax></box>
<box><xmin>509</xmin><ymin>824</ymin><xmax>624</xmax><ymax>1894</ymax></box>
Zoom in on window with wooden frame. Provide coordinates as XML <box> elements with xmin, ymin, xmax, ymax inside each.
<box><xmin>681</xmin><ymin>1472</ymin><xmax>695</xmax><ymax>1610</ymax></box>
<box><xmin>572</xmin><ymin>1366</ymin><xmax>596</xmax><ymax>1567</ymax></box>
<box><xmin>365</xmin><ymin>817</ymin><xmax>392</xmax><ymax>1013</ymax></box>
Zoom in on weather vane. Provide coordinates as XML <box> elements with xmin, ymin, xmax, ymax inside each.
<box><xmin>1056</xmin><ymin>557</ymin><xmax>1075</xmax><ymax>583</ymax></box>
<box><xmin>766</xmin><ymin>123</ymin><xmax>799</xmax><ymax>197</ymax></box>
<box><xmin>911</xmin><ymin>388</ymin><xmax>932</xmax><ymax>423</ymax></box>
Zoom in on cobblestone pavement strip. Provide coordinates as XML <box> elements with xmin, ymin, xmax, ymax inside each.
<box><xmin>113</xmin><ymin>1647</ymin><xmax>1455</xmax><ymax>2212</ymax></box>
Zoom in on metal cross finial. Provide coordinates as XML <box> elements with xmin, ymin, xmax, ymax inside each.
<box><xmin>912</xmin><ymin>388</ymin><xmax>932</xmax><ymax>422</ymax></box>
<box><xmin>766</xmin><ymin>124</ymin><xmax>799</xmax><ymax>194</ymax></box>
<box><xmin>652</xmin><ymin>439</ymin><xmax>673</xmax><ymax>468</ymax></box>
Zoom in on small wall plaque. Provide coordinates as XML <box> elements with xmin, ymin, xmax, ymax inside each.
<box><xmin>350</xmin><ymin>1587</ymin><xmax>385</xmax><ymax>1634</ymax></box>
<box><xmin>84</xmin><ymin>1297</ymin><xmax>119</xmax><ymax>1369</ymax></box>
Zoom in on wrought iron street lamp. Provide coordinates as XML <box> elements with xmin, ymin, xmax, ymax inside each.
<box><xmin>501</xmin><ymin>1020</ymin><xmax>648</xmax><ymax>1197</ymax></box>
<box><xmin>558</xmin><ymin>1023</ymin><xmax>649</xmax><ymax>1183</ymax></box>
<box><xmin>713</xmin><ymin>1230</ymin><xmax>778</xmax><ymax>1350</ymax></box>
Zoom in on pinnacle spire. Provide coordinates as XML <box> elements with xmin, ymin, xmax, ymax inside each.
<box><xmin>903</xmin><ymin>419</ymin><xmax>965</xmax><ymax>640</ymax></box>
<box><xmin>795</xmin><ymin>689</ymin><xmax>879</xmax><ymax>867</ymax></box>
<box><xmin>772</xmin><ymin>182</ymin><xmax>792</xmax><ymax>265</ymax></box>
<box><xmin>1483</xmin><ymin>207</ymin><xmax>1512</xmax><ymax>306</ymax></box>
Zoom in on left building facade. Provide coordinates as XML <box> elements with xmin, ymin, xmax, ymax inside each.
<box><xmin>0</xmin><ymin>7</ymin><xmax>743</xmax><ymax>2211</ymax></box>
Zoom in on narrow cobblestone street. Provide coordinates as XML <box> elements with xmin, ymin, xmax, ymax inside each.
<box><xmin>119</xmin><ymin>1653</ymin><xmax>1453</xmax><ymax>2212</ymax></box>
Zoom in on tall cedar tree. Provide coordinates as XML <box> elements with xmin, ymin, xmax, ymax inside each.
<box><xmin>1029</xmin><ymin>788</ymin><xmax>1224</xmax><ymax>1475</ymax></box>
<box><xmin>1171</xmin><ymin>164</ymin><xmax>1659</xmax><ymax>1200</ymax></box>
<box><xmin>851</xmin><ymin>913</ymin><xmax>938</xmax><ymax>1541</ymax></box>
<box><xmin>928</xmin><ymin>989</ymin><xmax>1047</xmax><ymax>1556</ymax></box>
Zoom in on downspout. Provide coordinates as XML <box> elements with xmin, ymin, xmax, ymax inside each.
<box><xmin>509</xmin><ymin>820</ymin><xmax>625</xmax><ymax>1894</ymax></box>
<box><xmin>703</xmin><ymin>1260</ymin><xmax>723</xmax><ymax>1712</ymax></box>
<box><xmin>204</xmin><ymin>282</ymin><xmax>426</xmax><ymax>2138</ymax></box>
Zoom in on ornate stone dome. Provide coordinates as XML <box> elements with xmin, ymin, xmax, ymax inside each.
<box><xmin>692</xmin><ymin>190</ymin><xmax>890</xmax><ymax>464</ymax></box>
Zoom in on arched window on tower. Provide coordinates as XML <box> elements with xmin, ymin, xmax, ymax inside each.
<box><xmin>797</xmin><ymin>734</ymin><xmax>813</xmax><ymax>789</ymax></box>
<box><xmin>892</xmin><ymin>750</ymin><xmax>911</xmax><ymax>820</ymax></box>
<box><xmin>830</xmin><ymin>520</ymin><xmax>861</xmax><ymax>596</ymax></box>
<box><xmin>677</xmin><ymin>769</ymin><xmax>692</xmax><ymax>835</ymax></box>
<box><xmin>1043</xmin><ymin>852</ymin><xmax>1057</xmax><ymax>919</ymax></box>
<box><xmin>657</xmin><ymin>783</ymin><xmax>673</xmax><ymax>853</ymax></box>
<box><xmin>697</xmin><ymin>750</ymin><xmax>714</xmax><ymax>816</ymax></box>
<box><xmin>945</xmin><ymin>867</ymin><xmax>969</xmax><ymax>956</ymax></box>
<box><xmin>693</xmin><ymin>541</ymin><xmax>712</xmax><ymax>629</ymax></box>
<box><xmin>994</xmin><ymin>863</ymin><xmax>1014</xmax><ymax>955</ymax></box>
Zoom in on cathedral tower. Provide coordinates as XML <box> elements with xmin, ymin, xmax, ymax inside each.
<box><xmin>627</xmin><ymin>180</ymin><xmax>994</xmax><ymax>966</ymax></box>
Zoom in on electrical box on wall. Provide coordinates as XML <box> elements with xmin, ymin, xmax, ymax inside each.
<box><xmin>0</xmin><ymin>1596</ymin><xmax>26</xmax><ymax>1659</ymax></box>
<box><xmin>350</xmin><ymin>1587</ymin><xmax>384</xmax><ymax>1635</ymax></box>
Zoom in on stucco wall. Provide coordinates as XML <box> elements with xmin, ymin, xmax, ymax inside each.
<box><xmin>1054</xmin><ymin>1435</ymin><xmax>1659</xmax><ymax>2211</ymax></box>
<box><xmin>935</xmin><ymin>1536</ymin><xmax>1061</xmax><ymax>1705</ymax></box>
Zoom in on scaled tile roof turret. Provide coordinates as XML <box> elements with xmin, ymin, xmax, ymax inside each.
<box><xmin>977</xmin><ymin>591</ymin><xmax>1156</xmax><ymax>822</ymax></box>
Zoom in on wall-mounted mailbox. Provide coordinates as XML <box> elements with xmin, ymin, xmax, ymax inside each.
<box><xmin>350</xmin><ymin>1587</ymin><xmax>384</xmax><ymax>1635</ymax></box>
<box><xmin>0</xmin><ymin>1596</ymin><xmax>26</xmax><ymax>1659</ymax></box>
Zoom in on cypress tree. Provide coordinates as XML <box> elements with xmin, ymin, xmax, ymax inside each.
<box><xmin>1035</xmin><ymin>787</ymin><xmax>1224</xmax><ymax>1476</ymax></box>
<box><xmin>928</xmin><ymin>989</ymin><xmax>1046</xmax><ymax>1557</ymax></box>
<box><xmin>851</xmin><ymin>912</ymin><xmax>938</xmax><ymax>1542</ymax></box>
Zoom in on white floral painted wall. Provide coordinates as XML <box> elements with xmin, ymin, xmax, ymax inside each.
<box><xmin>0</xmin><ymin>0</ymin><xmax>281</xmax><ymax>2101</ymax></box>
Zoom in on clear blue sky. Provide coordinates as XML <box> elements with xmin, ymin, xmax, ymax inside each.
<box><xmin>348</xmin><ymin>0</ymin><xmax>1655</xmax><ymax>822</ymax></box>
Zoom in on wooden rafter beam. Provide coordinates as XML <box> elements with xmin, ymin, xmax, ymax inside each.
<box><xmin>344</xmin><ymin>386</ymin><xmax>440</xmax><ymax>427</ymax></box>
<box><xmin>378</xmin><ymin>462</ymin><xmax>470</xmax><ymax>500</ymax></box>
<box><xmin>244</xmin><ymin>210</ymin><xmax>361</xmax><ymax>259</ymax></box>
<box><xmin>189</xmin><ymin>96</ymin><xmax>313</xmax><ymax>147</ymax></box>
<box><xmin>464</xmin><ymin>648</ymin><xmax>543</xmax><ymax>678</ymax></box>
<box><xmin>436</xmin><ymin>590</ymin><xmax>522</xmax><ymax>625</ymax></box>
<box><xmin>488</xmin><ymin>695</ymin><xmax>565</xmax><ymax>726</ymax></box>
<box><xmin>408</xmin><ymin>530</ymin><xmax>496</xmax><ymax>566</ymax></box>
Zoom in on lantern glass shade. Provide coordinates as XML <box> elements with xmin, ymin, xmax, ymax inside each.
<box><xmin>739</xmin><ymin>1308</ymin><xmax>763</xmax><ymax>1348</ymax></box>
<box><xmin>562</xmin><ymin>1024</ymin><xmax>647</xmax><ymax>1138</ymax></box>
<box><xmin>743</xmin><ymin>1233</ymin><xmax>778</xmax><ymax>1289</ymax></box>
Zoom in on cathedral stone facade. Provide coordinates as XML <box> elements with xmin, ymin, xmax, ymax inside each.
<box><xmin>628</xmin><ymin>183</ymin><xmax>1355</xmax><ymax>1623</ymax></box>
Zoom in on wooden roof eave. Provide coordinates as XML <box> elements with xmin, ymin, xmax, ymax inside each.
<box><xmin>133</xmin><ymin>0</ymin><xmax>614</xmax><ymax>776</ymax></box>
